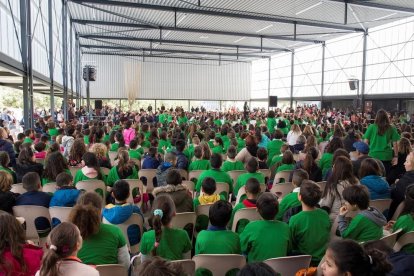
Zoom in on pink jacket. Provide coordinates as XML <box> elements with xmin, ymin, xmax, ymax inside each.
<box><xmin>123</xmin><ymin>128</ymin><xmax>136</xmax><ymax>145</ymax></box>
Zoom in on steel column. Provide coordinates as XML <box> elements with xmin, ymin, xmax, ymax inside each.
<box><xmin>62</xmin><ymin>0</ymin><xmax>68</xmax><ymax>120</ymax></box>
<box><xmin>75</xmin><ymin>35</ymin><xmax>80</xmax><ymax>109</ymax></box>
<box><xmin>268</xmin><ymin>57</ymin><xmax>271</xmax><ymax>110</ymax></box>
<box><xmin>290</xmin><ymin>51</ymin><xmax>295</xmax><ymax>108</ymax></box>
<box><xmin>361</xmin><ymin>31</ymin><xmax>368</xmax><ymax>111</ymax></box>
<box><xmin>320</xmin><ymin>42</ymin><xmax>326</xmax><ymax>106</ymax></box>
<box><xmin>70</xmin><ymin>21</ymin><xmax>74</xmax><ymax>103</ymax></box>
<box><xmin>48</xmin><ymin>0</ymin><xmax>54</xmax><ymax>121</ymax></box>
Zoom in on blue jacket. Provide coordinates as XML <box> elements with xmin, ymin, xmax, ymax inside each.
<box><xmin>360</xmin><ymin>175</ymin><xmax>390</xmax><ymax>200</ymax></box>
<box><xmin>50</xmin><ymin>187</ymin><xmax>81</xmax><ymax>207</ymax></box>
<box><xmin>142</xmin><ymin>156</ymin><xmax>161</xmax><ymax>169</ymax></box>
<box><xmin>102</xmin><ymin>203</ymin><xmax>144</xmax><ymax>224</ymax></box>
<box><xmin>16</xmin><ymin>191</ymin><xmax>51</xmax><ymax>207</ymax></box>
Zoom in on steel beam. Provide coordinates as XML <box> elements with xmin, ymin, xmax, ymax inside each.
<box><xmin>81</xmin><ymin>44</ymin><xmax>271</xmax><ymax>58</ymax></box>
<box><xmin>79</xmin><ymin>34</ymin><xmax>289</xmax><ymax>52</ymax></box>
<box><xmin>72</xmin><ymin>19</ymin><xmax>323</xmax><ymax>43</ymax></box>
<box><xmin>290</xmin><ymin>51</ymin><xmax>295</xmax><ymax>108</ymax></box>
<box><xmin>48</xmin><ymin>0</ymin><xmax>54</xmax><ymax>121</ymax></box>
<box><xmin>361</xmin><ymin>31</ymin><xmax>368</xmax><ymax>111</ymax></box>
<box><xmin>328</xmin><ymin>0</ymin><xmax>414</xmax><ymax>14</ymax></box>
<box><xmin>62</xmin><ymin>0</ymin><xmax>68</xmax><ymax>121</ymax></box>
<box><xmin>320</xmin><ymin>42</ymin><xmax>325</xmax><ymax>105</ymax></box>
<box><xmin>70</xmin><ymin>0</ymin><xmax>364</xmax><ymax>32</ymax></box>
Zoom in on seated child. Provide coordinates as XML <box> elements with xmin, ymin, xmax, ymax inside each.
<box><xmin>221</xmin><ymin>146</ymin><xmax>245</xmax><ymax>172</ymax></box>
<box><xmin>269</xmin><ymin>143</ymin><xmax>289</xmax><ymax>170</ymax></box>
<box><xmin>103</xmin><ymin>180</ymin><xmax>143</xmax><ymax>247</ymax></box>
<box><xmin>289</xmin><ymin>180</ymin><xmax>330</xmax><ymax>264</ymax></box>
<box><xmin>240</xmin><ymin>192</ymin><xmax>290</xmax><ymax>263</ymax></box>
<box><xmin>142</xmin><ymin>147</ymin><xmax>161</xmax><ymax>169</ymax></box>
<box><xmin>50</xmin><ymin>172</ymin><xmax>81</xmax><ymax>207</ymax></box>
<box><xmin>0</xmin><ymin>171</ymin><xmax>16</xmax><ymax>213</ymax></box>
<box><xmin>275</xmin><ymin>150</ymin><xmax>296</xmax><ymax>173</ymax></box>
<box><xmin>276</xmin><ymin>168</ymin><xmax>309</xmax><ymax>222</ymax></box>
<box><xmin>257</xmin><ymin>147</ymin><xmax>268</xmax><ymax>169</ymax></box>
<box><xmin>195</xmin><ymin>200</ymin><xmax>241</xmax><ymax>255</ymax></box>
<box><xmin>188</xmin><ymin>146</ymin><xmax>211</xmax><ymax>171</ymax></box>
<box><xmin>234</xmin><ymin>158</ymin><xmax>265</xmax><ymax>199</ymax></box>
<box><xmin>0</xmin><ymin>151</ymin><xmax>16</xmax><ymax>183</ymax></box>
<box><xmin>73</xmin><ymin>152</ymin><xmax>106</xmax><ymax>185</ymax></box>
<box><xmin>338</xmin><ymin>185</ymin><xmax>387</xmax><ymax>243</ymax></box>
<box><xmin>229</xmin><ymin>178</ymin><xmax>261</xmax><ymax>233</ymax></box>
<box><xmin>107</xmin><ymin>150</ymin><xmax>139</xmax><ymax>187</ymax></box>
<box><xmin>34</xmin><ymin>142</ymin><xmax>47</xmax><ymax>159</ymax></box>
<box><xmin>128</xmin><ymin>138</ymin><xmax>143</xmax><ymax>159</ymax></box>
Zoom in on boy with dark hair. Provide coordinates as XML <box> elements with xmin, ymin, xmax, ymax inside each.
<box><xmin>173</xmin><ymin>139</ymin><xmax>188</xmax><ymax>170</ymax></box>
<box><xmin>194</xmin><ymin>177</ymin><xmax>225</xmax><ymax>209</ymax></box>
<box><xmin>234</xmin><ymin>157</ymin><xmax>265</xmax><ymax>198</ymax></box>
<box><xmin>188</xmin><ymin>146</ymin><xmax>210</xmax><ymax>171</ymax></box>
<box><xmin>289</xmin><ymin>180</ymin><xmax>330</xmax><ymax>264</ymax></box>
<box><xmin>196</xmin><ymin>153</ymin><xmax>233</xmax><ymax>197</ymax></box>
<box><xmin>34</xmin><ymin>142</ymin><xmax>47</xmax><ymax>159</ymax></box>
<box><xmin>229</xmin><ymin>178</ymin><xmax>261</xmax><ymax>233</ymax></box>
<box><xmin>240</xmin><ymin>192</ymin><xmax>290</xmax><ymax>263</ymax></box>
<box><xmin>221</xmin><ymin>145</ymin><xmax>245</xmax><ymax>172</ymax></box>
<box><xmin>338</xmin><ymin>185</ymin><xmax>386</xmax><ymax>242</ymax></box>
<box><xmin>257</xmin><ymin>147</ymin><xmax>268</xmax><ymax>169</ymax></box>
<box><xmin>276</xmin><ymin>169</ymin><xmax>309</xmax><ymax>221</ymax></box>
<box><xmin>142</xmin><ymin>147</ymin><xmax>161</xmax><ymax>169</ymax></box>
<box><xmin>50</xmin><ymin>172</ymin><xmax>80</xmax><ymax>207</ymax></box>
<box><xmin>23</xmin><ymin>129</ymin><xmax>34</xmax><ymax>144</ymax></box>
<box><xmin>128</xmin><ymin>138</ymin><xmax>143</xmax><ymax>160</ymax></box>
<box><xmin>195</xmin><ymin>200</ymin><xmax>241</xmax><ymax>255</ymax></box>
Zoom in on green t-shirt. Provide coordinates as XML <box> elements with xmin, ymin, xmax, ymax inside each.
<box><xmin>341</xmin><ymin>214</ymin><xmax>383</xmax><ymax>243</ymax></box>
<box><xmin>140</xmin><ymin>227</ymin><xmax>192</xmax><ymax>260</ymax></box>
<box><xmin>240</xmin><ymin>220</ymin><xmax>290</xmax><ymax>263</ymax></box>
<box><xmin>48</xmin><ymin>128</ymin><xmax>58</xmax><ymax>137</ymax></box>
<box><xmin>267</xmin><ymin>139</ymin><xmax>284</xmax><ymax>166</ymax></box>
<box><xmin>234</xmin><ymin>172</ymin><xmax>265</xmax><ymax>197</ymax></box>
<box><xmin>196</xmin><ymin>169</ymin><xmax>233</xmax><ymax>193</ymax></box>
<box><xmin>42</xmin><ymin>169</ymin><xmax>71</xmax><ymax>186</ymax></box>
<box><xmin>158</xmin><ymin>139</ymin><xmax>171</xmax><ymax>152</ymax></box>
<box><xmin>84</xmin><ymin>135</ymin><xmax>90</xmax><ymax>145</ymax></box>
<box><xmin>267</xmin><ymin>118</ymin><xmax>277</xmax><ymax>134</ymax></box>
<box><xmin>276</xmin><ymin>191</ymin><xmax>301</xmax><ymax>221</ymax></box>
<box><xmin>289</xmin><ymin>208</ymin><xmax>331</xmax><ymax>262</ymax></box>
<box><xmin>212</xmin><ymin>145</ymin><xmax>224</xmax><ymax>154</ymax></box>
<box><xmin>276</xmin><ymin>163</ymin><xmax>295</xmax><ymax>173</ymax></box>
<box><xmin>23</xmin><ymin>137</ymin><xmax>33</xmax><ymax>144</ymax></box>
<box><xmin>363</xmin><ymin>124</ymin><xmax>400</xmax><ymax>161</ymax></box>
<box><xmin>110</xmin><ymin>143</ymin><xmax>119</xmax><ymax>152</ymax></box>
<box><xmin>106</xmin><ymin>166</ymin><xmax>138</xmax><ymax>187</ymax></box>
<box><xmin>78</xmin><ymin>224</ymin><xmax>126</xmax><ymax>265</ymax></box>
<box><xmin>195</xmin><ymin>229</ymin><xmax>241</xmax><ymax>255</ymax></box>
<box><xmin>0</xmin><ymin>166</ymin><xmax>16</xmax><ymax>183</ymax></box>
<box><xmin>221</xmin><ymin>160</ymin><xmax>245</xmax><ymax>172</ymax></box>
<box><xmin>270</xmin><ymin>154</ymin><xmax>283</xmax><ymax>168</ymax></box>
<box><xmin>128</xmin><ymin>149</ymin><xmax>142</xmax><ymax>160</ymax></box>
<box><xmin>393</xmin><ymin>214</ymin><xmax>414</xmax><ymax>254</ymax></box>
<box><xmin>189</xmin><ymin>159</ymin><xmax>211</xmax><ymax>171</ymax></box>
<box><xmin>319</xmin><ymin>153</ymin><xmax>333</xmax><ymax>179</ymax></box>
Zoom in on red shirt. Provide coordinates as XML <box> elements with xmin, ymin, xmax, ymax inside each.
<box><xmin>1</xmin><ymin>244</ymin><xmax>43</xmax><ymax>276</ymax></box>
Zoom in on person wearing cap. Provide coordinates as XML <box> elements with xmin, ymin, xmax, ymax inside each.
<box><xmin>352</xmin><ymin>141</ymin><xmax>385</xmax><ymax>178</ymax></box>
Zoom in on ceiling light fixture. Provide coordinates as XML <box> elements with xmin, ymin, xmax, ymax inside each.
<box><xmin>256</xmin><ymin>24</ymin><xmax>273</xmax><ymax>33</ymax></box>
<box><xmin>296</xmin><ymin>1</ymin><xmax>323</xmax><ymax>16</ymax></box>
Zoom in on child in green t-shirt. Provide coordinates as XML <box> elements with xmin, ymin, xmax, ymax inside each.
<box><xmin>276</xmin><ymin>168</ymin><xmax>309</xmax><ymax>222</ymax></box>
<box><xmin>240</xmin><ymin>192</ymin><xmax>290</xmax><ymax>263</ymax></box>
<box><xmin>270</xmin><ymin>144</ymin><xmax>289</xmax><ymax>171</ymax></box>
<box><xmin>221</xmin><ymin>146</ymin><xmax>245</xmax><ymax>172</ymax></box>
<box><xmin>234</xmin><ymin>158</ymin><xmax>265</xmax><ymax>198</ymax></box>
<box><xmin>229</xmin><ymin>178</ymin><xmax>261</xmax><ymax>233</ymax></box>
<box><xmin>338</xmin><ymin>185</ymin><xmax>387</xmax><ymax>243</ymax></box>
<box><xmin>128</xmin><ymin>138</ymin><xmax>143</xmax><ymax>160</ymax></box>
<box><xmin>195</xmin><ymin>200</ymin><xmax>241</xmax><ymax>255</ymax></box>
<box><xmin>275</xmin><ymin>150</ymin><xmax>296</xmax><ymax>173</ymax></box>
<box><xmin>289</xmin><ymin>180</ymin><xmax>331</xmax><ymax>264</ymax></box>
<box><xmin>189</xmin><ymin>146</ymin><xmax>211</xmax><ymax>171</ymax></box>
<box><xmin>140</xmin><ymin>195</ymin><xmax>192</xmax><ymax>262</ymax></box>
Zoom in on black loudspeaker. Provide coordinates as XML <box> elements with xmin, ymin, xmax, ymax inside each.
<box><xmin>348</xmin><ymin>79</ymin><xmax>359</xmax><ymax>90</ymax></box>
<box><xmin>83</xmin><ymin>66</ymin><xmax>97</xmax><ymax>81</ymax></box>
<box><xmin>269</xmin><ymin>96</ymin><xmax>278</xmax><ymax>107</ymax></box>
<box><xmin>95</xmin><ymin>100</ymin><xmax>102</xmax><ymax>110</ymax></box>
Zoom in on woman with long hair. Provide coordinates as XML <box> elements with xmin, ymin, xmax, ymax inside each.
<box><xmin>320</xmin><ymin>156</ymin><xmax>359</xmax><ymax>222</ymax></box>
<box><xmin>235</xmin><ymin>134</ymin><xmax>259</xmax><ymax>164</ymax></box>
<box><xmin>106</xmin><ymin>150</ymin><xmax>138</xmax><ymax>187</ymax></box>
<box><xmin>364</xmin><ymin>109</ymin><xmax>400</xmax><ymax>176</ymax></box>
<box><xmin>14</xmin><ymin>147</ymin><xmax>43</xmax><ymax>183</ymax></box>
<box><xmin>42</xmin><ymin>152</ymin><xmax>69</xmax><ymax>186</ymax></box>
<box><xmin>0</xmin><ymin>211</ymin><xmax>43</xmax><ymax>276</ymax></box>
<box><xmin>37</xmin><ymin>222</ymin><xmax>98</xmax><ymax>276</ymax></box>
<box><xmin>292</xmin><ymin>146</ymin><xmax>322</xmax><ymax>182</ymax></box>
<box><xmin>140</xmin><ymin>195</ymin><xmax>191</xmax><ymax>262</ymax></box>
<box><xmin>68</xmin><ymin>138</ymin><xmax>87</xmax><ymax>167</ymax></box>
<box><xmin>0</xmin><ymin>171</ymin><xmax>16</xmax><ymax>213</ymax></box>
<box><xmin>387</xmin><ymin>137</ymin><xmax>412</xmax><ymax>185</ymax></box>
<box><xmin>286</xmin><ymin>124</ymin><xmax>302</xmax><ymax>146</ymax></box>
<box><xmin>359</xmin><ymin>158</ymin><xmax>390</xmax><ymax>200</ymax></box>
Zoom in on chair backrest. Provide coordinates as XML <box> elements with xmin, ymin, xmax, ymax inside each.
<box><xmin>130</xmin><ymin>158</ymin><xmax>141</xmax><ymax>169</ymax></box>
<box><xmin>101</xmin><ymin>167</ymin><xmax>111</xmax><ymax>176</ymax></box>
<box><xmin>75</xmin><ymin>180</ymin><xmax>106</xmax><ymax>203</ymax></box>
<box><xmin>316</xmin><ymin>181</ymin><xmax>327</xmax><ymax>193</ymax></box>
<box><xmin>96</xmin><ymin>264</ymin><xmax>128</xmax><ymax>276</ymax></box>
<box><xmin>273</xmin><ymin>170</ymin><xmax>292</xmax><ymax>185</ymax></box>
<box><xmin>192</xmin><ymin>254</ymin><xmax>246</xmax><ymax>276</ymax></box>
<box><xmin>138</xmin><ymin>169</ymin><xmax>157</xmax><ymax>193</ymax></box>
<box><xmin>196</xmin><ymin>204</ymin><xmax>213</xmax><ymax>218</ymax></box>
<box><xmin>171</xmin><ymin>212</ymin><xmax>197</xmax><ymax>230</ymax></box>
<box><xmin>228</xmin><ymin>170</ymin><xmax>247</xmax><ymax>185</ymax></box>
<box><xmin>209</xmin><ymin>182</ymin><xmax>230</xmax><ymax>200</ymax></box>
<box><xmin>108</xmin><ymin>151</ymin><xmax>118</xmax><ymax>167</ymax></box>
<box><xmin>11</xmin><ymin>183</ymin><xmax>27</xmax><ymax>194</ymax></box>
<box><xmin>42</xmin><ymin>182</ymin><xmax>57</xmax><ymax>194</ymax></box>
<box><xmin>178</xmin><ymin>169</ymin><xmax>188</xmax><ymax>180</ymax></box>
<box><xmin>188</xmin><ymin>170</ymin><xmax>204</xmax><ymax>183</ymax></box>
<box><xmin>370</xmin><ymin>199</ymin><xmax>392</xmax><ymax>214</ymax></box>
<box><xmin>270</xmin><ymin>182</ymin><xmax>294</xmax><ymax>200</ymax></box>
<box><xmin>259</xmin><ymin>169</ymin><xmax>271</xmax><ymax>183</ymax></box>
<box><xmin>182</xmin><ymin>180</ymin><xmax>195</xmax><ymax>198</ymax></box>
<box><xmin>264</xmin><ymin>255</ymin><xmax>312</xmax><ymax>276</ymax></box>
<box><xmin>103</xmin><ymin>213</ymin><xmax>144</xmax><ymax>255</ymax></box>
<box><xmin>13</xmin><ymin>205</ymin><xmax>51</xmax><ymax>243</ymax></box>
<box><xmin>235</xmin><ymin>184</ymin><xmax>266</xmax><ymax>203</ymax></box>
<box><xmin>394</xmin><ymin>231</ymin><xmax>414</xmax><ymax>252</ymax></box>
<box><xmin>391</xmin><ymin>202</ymin><xmax>406</xmax><ymax>221</ymax></box>
<box><xmin>49</xmin><ymin>207</ymin><xmax>73</xmax><ymax>225</ymax></box>
<box><xmin>231</xmin><ymin>208</ymin><xmax>262</xmax><ymax>232</ymax></box>
<box><xmin>69</xmin><ymin>166</ymin><xmax>81</xmax><ymax>177</ymax></box>
<box><xmin>170</xmin><ymin>259</ymin><xmax>196</xmax><ymax>276</ymax></box>
<box><xmin>381</xmin><ymin>228</ymin><xmax>403</xmax><ymax>248</ymax></box>
<box><xmin>121</xmin><ymin>179</ymin><xmax>143</xmax><ymax>205</ymax></box>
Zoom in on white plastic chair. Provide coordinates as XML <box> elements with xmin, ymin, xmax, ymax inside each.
<box><xmin>138</xmin><ymin>169</ymin><xmax>157</xmax><ymax>193</ymax></box>
<box><xmin>13</xmin><ymin>205</ymin><xmax>51</xmax><ymax>245</ymax></box>
<box><xmin>188</xmin><ymin>170</ymin><xmax>204</xmax><ymax>183</ymax></box>
<box><xmin>273</xmin><ymin>170</ymin><xmax>292</xmax><ymax>185</ymax></box>
<box><xmin>182</xmin><ymin>180</ymin><xmax>195</xmax><ymax>198</ymax></box>
<box><xmin>108</xmin><ymin>151</ymin><xmax>118</xmax><ymax>167</ymax></box>
<box><xmin>42</xmin><ymin>182</ymin><xmax>57</xmax><ymax>194</ymax></box>
<box><xmin>381</xmin><ymin>228</ymin><xmax>403</xmax><ymax>248</ymax></box>
<box><xmin>11</xmin><ymin>183</ymin><xmax>27</xmax><ymax>194</ymax></box>
<box><xmin>96</xmin><ymin>264</ymin><xmax>128</xmax><ymax>276</ymax></box>
<box><xmin>270</xmin><ymin>182</ymin><xmax>294</xmax><ymax>200</ymax></box>
<box><xmin>171</xmin><ymin>212</ymin><xmax>196</xmax><ymax>241</ymax></box>
<box><xmin>49</xmin><ymin>207</ymin><xmax>73</xmax><ymax>225</ymax></box>
<box><xmin>235</xmin><ymin>184</ymin><xmax>266</xmax><ymax>203</ymax></box>
<box><xmin>75</xmin><ymin>180</ymin><xmax>106</xmax><ymax>203</ymax></box>
<box><xmin>228</xmin><ymin>170</ymin><xmax>247</xmax><ymax>186</ymax></box>
<box><xmin>122</xmin><ymin>179</ymin><xmax>143</xmax><ymax>206</ymax></box>
<box><xmin>259</xmin><ymin>169</ymin><xmax>271</xmax><ymax>183</ymax></box>
<box><xmin>178</xmin><ymin>169</ymin><xmax>189</xmax><ymax>180</ymax></box>
<box><xmin>231</xmin><ymin>207</ymin><xmax>262</xmax><ymax>232</ymax></box>
<box><xmin>394</xmin><ymin>231</ymin><xmax>414</xmax><ymax>252</ymax></box>
<box><xmin>370</xmin><ymin>199</ymin><xmax>392</xmax><ymax>214</ymax></box>
<box><xmin>264</xmin><ymin>255</ymin><xmax>312</xmax><ymax>276</ymax></box>
<box><xmin>69</xmin><ymin>166</ymin><xmax>81</xmax><ymax>177</ymax></box>
<box><xmin>192</xmin><ymin>254</ymin><xmax>246</xmax><ymax>276</ymax></box>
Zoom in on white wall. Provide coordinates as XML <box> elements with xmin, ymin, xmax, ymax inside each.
<box><xmin>82</xmin><ymin>54</ymin><xmax>251</xmax><ymax>100</ymax></box>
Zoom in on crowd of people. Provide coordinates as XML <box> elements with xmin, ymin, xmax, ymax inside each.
<box><xmin>0</xmin><ymin>104</ymin><xmax>414</xmax><ymax>275</ymax></box>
